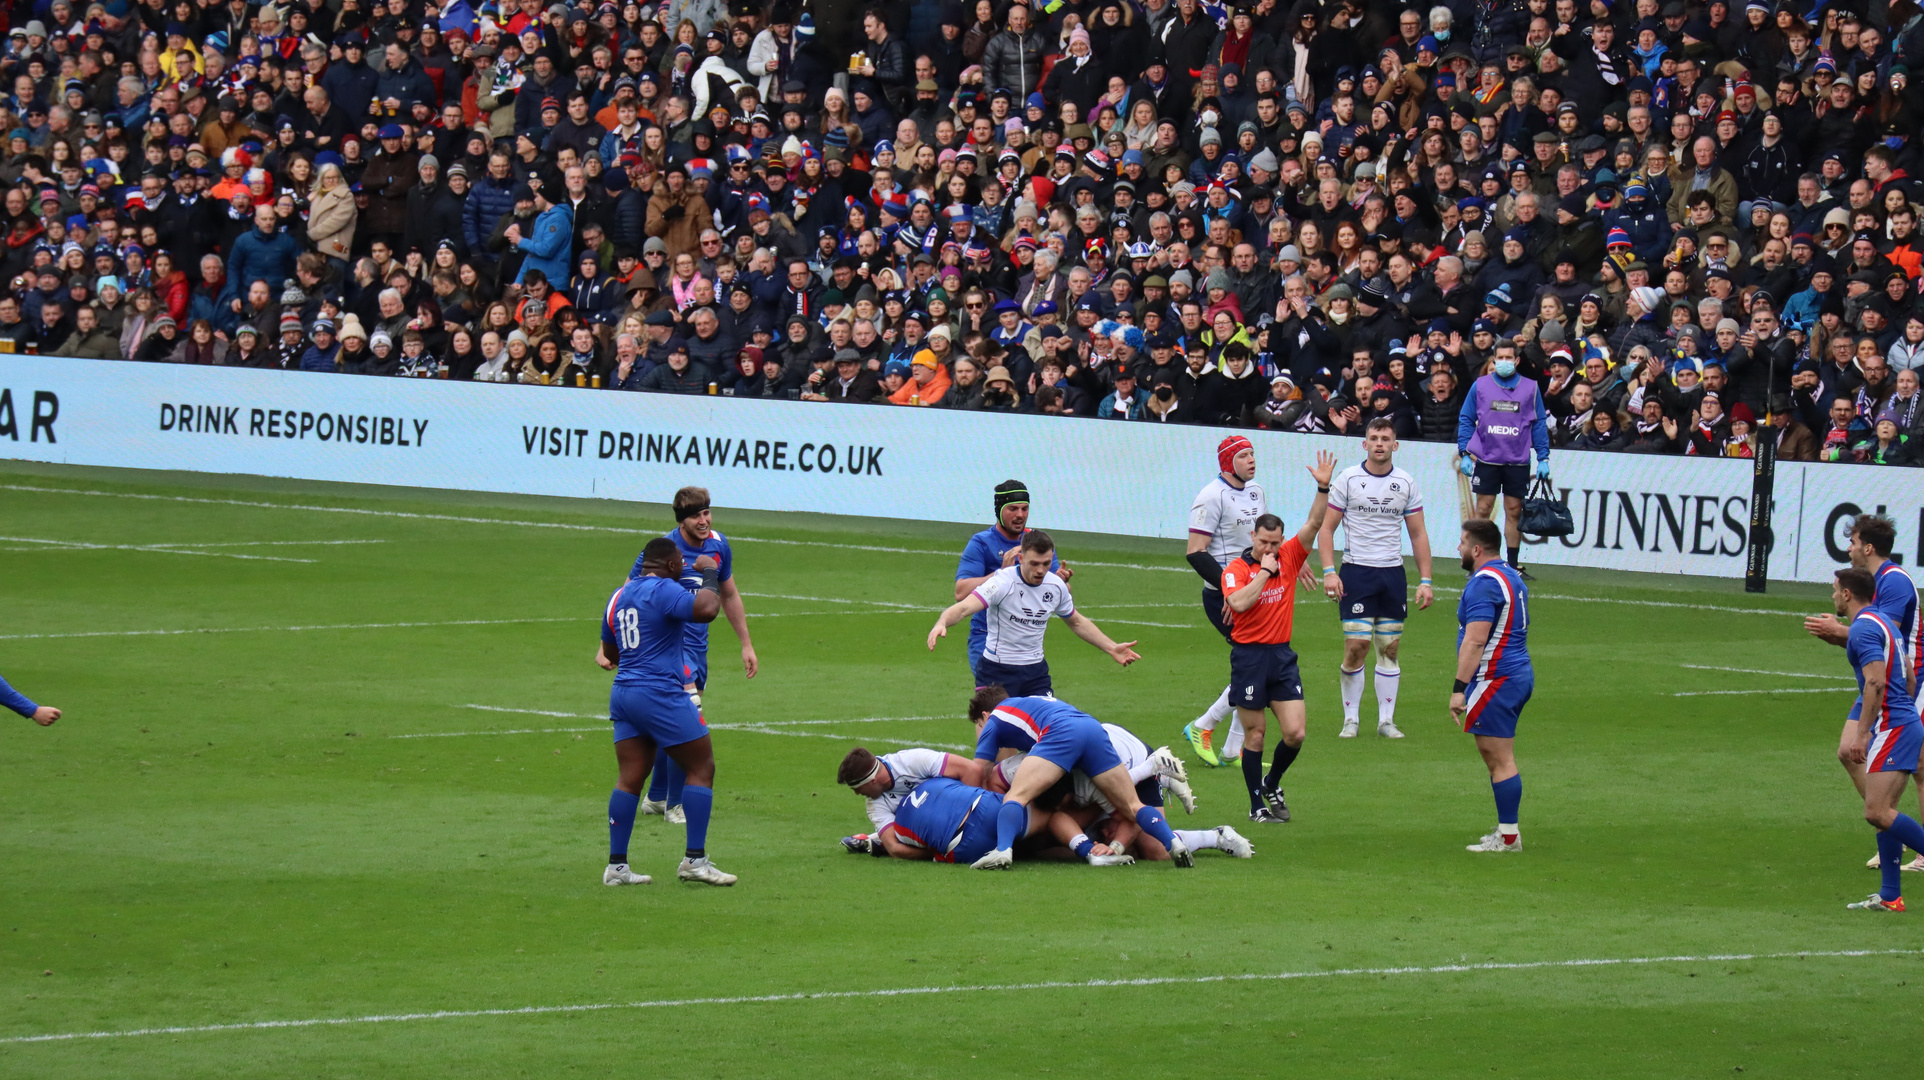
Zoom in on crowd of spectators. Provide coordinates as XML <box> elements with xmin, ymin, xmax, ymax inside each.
<box><xmin>8</xmin><ymin>0</ymin><xmax>1924</xmax><ymax>464</ymax></box>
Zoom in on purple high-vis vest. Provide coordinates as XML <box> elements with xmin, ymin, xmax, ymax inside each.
<box><xmin>1466</xmin><ymin>374</ymin><xmax>1538</xmax><ymax>464</ymax></box>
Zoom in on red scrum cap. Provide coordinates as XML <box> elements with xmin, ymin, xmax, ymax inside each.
<box><xmin>1217</xmin><ymin>435</ymin><xmax>1252</xmax><ymax>473</ymax></box>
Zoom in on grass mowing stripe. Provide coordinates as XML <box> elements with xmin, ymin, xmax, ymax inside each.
<box><xmin>7</xmin><ymin>947</ymin><xmax>1912</xmax><ymax>1046</ymax></box>
<box><xmin>4</xmin><ymin>483</ymin><xmax>1832</xmax><ymax>615</ymax></box>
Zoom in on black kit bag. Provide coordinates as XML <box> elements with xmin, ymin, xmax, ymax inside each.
<box><xmin>1519</xmin><ymin>477</ymin><xmax>1575</xmax><ymax>537</ymax></box>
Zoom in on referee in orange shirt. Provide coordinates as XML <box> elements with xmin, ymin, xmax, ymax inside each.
<box><xmin>1220</xmin><ymin>450</ymin><xmax>1338</xmax><ymax>823</ymax></box>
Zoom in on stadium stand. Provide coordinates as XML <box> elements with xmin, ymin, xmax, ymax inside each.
<box><xmin>5</xmin><ymin>0</ymin><xmax>1923</xmax><ymax>462</ymax></box>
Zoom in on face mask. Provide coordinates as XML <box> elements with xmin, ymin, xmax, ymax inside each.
<box><xmin>1156</xmin><ymin>385</ymin><xmax>1175</xmax><ymax>400</ymax></box>
<box><xmin>1434</xmin><ymin>28</ymin><xmax>1450</xmax><ymax>42</ymax></box>
<box><xmin>1494</xmin><ymin>358</ymin><xmax>1518</xmax><ymax>377</ymax></box>
<box><xmin>1329</xmin><ymin>309</ymin><xmax>1349</xmax><ymax>324</ymax></box>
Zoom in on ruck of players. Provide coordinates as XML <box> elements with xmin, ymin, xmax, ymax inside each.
<box><xmin>588</xmin><ymin>457</ymin><xmax>1918</xmax><ymax>901</ymax></box>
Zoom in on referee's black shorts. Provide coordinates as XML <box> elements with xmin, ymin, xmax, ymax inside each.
<box><xmin>1202</xmin><ymin>586</ymin><xmax>1232</xmax><ymax>642</ymax></box>
<box><xmin>1230</xmin><ymin>641</ymin><xmax>1304</xmax><ymax>709</ymax></box>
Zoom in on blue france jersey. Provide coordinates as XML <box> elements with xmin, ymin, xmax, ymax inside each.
<box><xmin>632</xmin><ymin>529</ymin><xmax>733</xmax><ymax>663</ymax></box>
<box><xmin>602</xmin><ymin>575</ymin><xmax>696</xmax><ymax>689</ymax></box>
<box><xmin>1874</xmin><ymin>561</ymin><xmax>1922</xmax><ymax>686</ymax></box>
<box><xmin>1457</xmin><ymin>561</ymin><xmax>1531</xmax><ymax>680</ymax></box>
<box><xmin>974</xmin><ymin>695</ymin><xmax>1092</xmax><ymax>759</ymax></box>
<box><xmin>956</xmin><ymin>527</ymin><xmax>1059</xmax><ymax>653</ymax></box>
<box><xmin>888</xmin><ymin>776</ymin><xmax>990</xmax><ymax>856</ymax></box>
<box><xmin>1847</xmin><ymin>610</ymin><xmax>1919</xmax><ymax>732</ymax></box>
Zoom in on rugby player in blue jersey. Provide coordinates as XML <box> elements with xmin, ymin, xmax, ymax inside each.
<box><xmin>1804</xmin><ymin>515</ymin><xmax>1924</xmax><ymax>872</ymax></box>
<box><xmin>0</xmin><ymin>671</ymin><xmax>59</xmax><ymax>726</ymax></box>
<box><xmin>968</xmin><ymin>688</ymin><xmax>1192</xmax><ymax>869</ymax></box>
<box><xmin>1450</xmin><ymin>520</ymin><xmax>1533</xmax><ymax>854</ymax></box>
<box><xmin>629</xmin><ymin>487</ymin><xmax>758</xmax><ymax>825</ymax></box>
<box><xmin>1831</xmin><ymin>567</ymin><xmax>1924</xmax><ymax>912</ymax></box>
<box><xmin>598</xmin><ymin>537</ymin><xmax>736</xmax><ymax>886</ymax></box>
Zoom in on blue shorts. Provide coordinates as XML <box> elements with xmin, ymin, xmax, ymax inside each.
<box><xmin>1030</xmin><ymin>711</ymin><xmax>1125</xmax><ymax>777</ymax></box>
<box><xmin>1337</xmin><ymin>563</ymin><xmax>1408</xmax><ymax>623</ymax></box>
<box><xmin>948</xmin><ymin>792</ymin><xmax>1004</xmax><ymax>864</ymax></box>
<box><xmin>1230</xmin><ymin>642</ymin><xmax>1304</xmax><ymax>708</ymax></box>
<box><xmin>968</xmin><ymin>636</ymin><xmax>986</xmax><ymax>683</ymax></box>
<box><xmin>1868</xmin><ymin>722</ymin><xmax>1923</xmax><ymax>774</ymax></box>
<box><xmin>1471</xmin><ymin>461</ymin><xmax>1530</xmax><ymax>499</ymax></box>
<box><xmin>610</xmin><ymin>683</ymin><xmax>709</xmax><ymax>747</ymax></box>
<box><xmin>1203</xmin><ymin>587</ymin><xmax>1232</xmax><ymax>642</ymax></box>
<box><xmin>682</xmin><ymin>659</ymin><xmax>708</xmax><ymax>692</ymax></box>
<box><xmin>1462</xmin><ymin>672</ymin><xmax>1533</xmax><ymax>738</ymax></box>
<box><xmin>976</xmin><ymin>657</ymin><xmax>1052</xmax><ymax>697</ymax></box>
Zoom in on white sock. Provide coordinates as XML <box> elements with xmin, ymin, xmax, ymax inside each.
<box><xmin>1375</xmin><ymin>668</ymin><xmax>1401</xmax><ymax>726</ymax></box>
<box><xmin>1174</xmin><ymin>829</ymin><xmax>1218</xmax><ymax>850</ymax></box>
<box><xmin>1499</xmin><ymin>823</ymin><xmax>1519</xmax><ymax>842</ymax></box>
<box><xmin>1339</xmin><ymin>665</ymin><xmax>1364</xmax><ymax>724</ymax></box>
<box><xmin>1127</xmin><ymin>759</ymin><xmax>1156</xmax><ymax>784</ymax></box>
<box><xmin>1222</xmin><ymin>716</ymin><xmax>1246</xmax><ymax>759</ymax></box>
<box><xmin>1194</xmin><ymin>685</ymin><xmax>1233</xmax><ymax>731</ymax></box>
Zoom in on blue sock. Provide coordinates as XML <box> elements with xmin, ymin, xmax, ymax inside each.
<box><xmin>1134</xmin><ymin>805</ymin><xmax>1179</xmax><ymax>852</ymax></box>
<box><xmin>1878</xmin><ymin>829</ymin><xmax>1903</xmax><ymax>902</ymax></box>
<box><xmin>608</xmin><ymin>788</ymin><xmax>639</xmax><ymax>862</ymax></box>
<box><xmin>664</xmin><ymin>758</ymin><xmax>685</xmax><ymax>807</ymax></box>
<box><xmin>646</xmin><ymin>748</ymin><xmax>670</xmax><ymax>801</ymax></box>
<box><xmin>1072</xmin><ymin>836</ymin><xmax>1095</xmax><ymax>858</ymax></box>
<box><xmin>1492</xmin><ymin>774</ymin><xmax>1522</xmax><ymax>831</ymax></box>
<box><xmin>1887</xmin><ymin>812</ymin><xmax>1924</xmax><ymax>856</ymax></box>
<box><xmin>681</xmin><ymin>783</ymin><xmax>713</xmax><ymax>857</ymax></box>
<box><xmin>994</xmin><ymin>798</ymin><xmax>1029</xmax><ymax>851</ymax></box>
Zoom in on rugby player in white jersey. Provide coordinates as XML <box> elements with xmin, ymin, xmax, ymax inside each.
<box><xmin>1182</xmin><ymin>436</ymin><xmax>1267</xmax><ymax>767</ymax></box>
<box><xmin>838</xmin><ymin>746</ymin><xmax>988</xmax><ymax>836</ymax></box>
<box><xmin>1317</xmin><ymin>418</ymin><xmax>1436</xmax><ymax>739</ymax></box>
<box><xmin>926</xmin><ymin>530</ymin><xmax>1151</xmax><ymax>699</ymax></box>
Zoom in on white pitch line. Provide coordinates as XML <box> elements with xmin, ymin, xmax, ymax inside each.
<box><xmin>5</xmin><ymin>947</ymin><xmax>1914</xmax><ymax>1046</ymax></box>
<box><xmin>0</xmin><ymin>617</ymin><xmax>577</xmax><ymax>642</ymax></box>
<box><xmin>0</xmin><ymin>535</ymin><xmax>315</xmax><ymax>563</ymax></box>
<box><xmin>741</xmin><ymin>591</ymin><xmax>940</xmax><ymax>611</ymax></box>
<box><xmin>1672</xmin><ymin>687</ymin><xmax>1855</xmax><ymax>697</ymax></box>
<box><xmin>456</xmin><ymin>704</ymin><xmax>951</xmax><ymax>727</ymax></box>
<box><xmin>390</xmin><ymin>727</ymin><xmax>605</xmax><ymax>739</ymax></box>
<box><xmin>1681</xmin><ymin>663</ymin><xmax>1853</xmax><ymax>681</ymax></box>
<box><xmin>164</xmin><ymin>539</ymin><xmax>391</xmax><ymax>548</ymax></box>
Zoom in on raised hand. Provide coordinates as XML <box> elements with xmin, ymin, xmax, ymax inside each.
<box><xmin>1308</xmin><ymin>448</ymin><xmax>1338</xmax><ymax>487</ymax></box>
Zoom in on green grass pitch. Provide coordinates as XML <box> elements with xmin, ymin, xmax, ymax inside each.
<box><xmin>0</xmin><ymin>459</ymin><xmax>1918</xmax><ymax>1079</ymax></box>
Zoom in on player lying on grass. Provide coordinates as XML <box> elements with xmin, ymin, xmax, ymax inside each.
<box><xmin>968</xmin><ymin>686</ymin><xmax>1193</xmax><ymax>869</ymax></box>
<box><xmin>988</xmin><ymin>750</ymin><xmax>1254</xmax><ymax>860</ymax></box>
<box><xmin>839</xmin><ymin>746</ymin><xmax>988</xmax><ymax>834</ymax></box>
<box><xmin>841</xmin><ymin>774</ymin><xmax>1136</xmax><ymax>866</ymax></box>
<box><xmin>838</xmin><ymin>745</ymin><xmax>1136</xmax><ymax>865</ymax></box>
